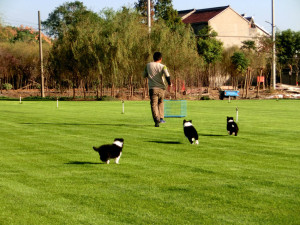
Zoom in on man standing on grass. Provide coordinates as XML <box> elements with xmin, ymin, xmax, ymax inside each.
<box><xmin>143</xmin><ymin>52</ymin><xmax>172</xmax><ymax>127</ymax></box>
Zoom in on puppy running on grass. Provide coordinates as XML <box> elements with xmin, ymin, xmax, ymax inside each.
<box><xmin>183</xmin><ymin>120</ymin><xmax>199</xmax><ymax>144</ymax></box>
<box><xmin>93</xmin><ymin>138</ymin><xmax>124</xmax><ymax>164</ymax></box>
<box><xmin>227</xmin><ymin>117</ymin><xmax>239</xmax><ymax>136</ymax></box>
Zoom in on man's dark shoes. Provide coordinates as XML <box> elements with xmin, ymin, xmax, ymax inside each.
<box><xmin>160</xmin><ymin>118</ymin><xmax>166</xmax><ymax>123</ymax></box>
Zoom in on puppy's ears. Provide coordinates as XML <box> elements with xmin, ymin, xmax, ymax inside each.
<box><xmin>183</xmin><ymin>119</ymin><xmax>186</xmax><ymax>122</ymax></box>
<box><xmin>114</xmin><ymin>138</ymin><xmax>124</xmax><ymax>143</ymax></box>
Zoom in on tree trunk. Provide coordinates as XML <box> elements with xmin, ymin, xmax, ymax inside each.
<box><xmin>96</xmin><ymin>77</ymin><xmax>100</xmax><ymax>99</ymax></box>
<box><xmin>207</xmin><ymin>64</ymin><xmax>210</xmax><ymax>91</ymax></box>
<box><xmin>143</xmin><ymin>79</ymin><xmax>148</xmax><ymax>99</ymax></box>
<box><xmin>279</xmin><ymin>66</ymin><xmax>282</xmax><ymax>84</ymax></box>
<box><xmin>100</xmin><ymin>74</ymin><xmax>103</xmax><ymax>97</ymax></box>
<box><xmin>111</xmin><ymin>83</ymin><xmax>115</xmax><ymax>97</ymax></box>
<box><xmin>256</xmin><ymin>69</ymin><xmax>263</xmax><ymax>98</ymax></box>
<box><xmin>175</xmin><ymin>76</ymin><xmax>177</xmax><ymax>99</ymax></box>
<box><xmin>246</xmin><ymin>69</ymin><xmax>252</xmax><ymax>98</ymax></box>
<box><xmin>72</xmin><ymin>83</ymin><xmax>76</xmax><ymax>99</ymax></box>
<box><xmin>243</xmin><ymin>73</ymin><xmax>247</xmax><ymax>98</ymax></box>
<box><xmin>130</xmin><ymin>75</ymin><xmax>133</xmax><ymax>97</ymax></box>
<box><xmin>81</xmin><ymin>80</ymin><xmax>86</xmax><ymax>99</ymax></box>
<box><xmin>295</xmin><ymin>64</ymin><xmax>299</xmax><ymax>86</ymax></box>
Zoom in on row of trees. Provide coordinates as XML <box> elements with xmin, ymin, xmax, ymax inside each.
<box><xmin>41</xmin><ymin>1</ymin><xmax>199</xmax><ymax>98</ymax></box>
<box><xmin>0</xmin><ymin>26</ymin><xmax>51</xmax><ymax>90</ymax></box>
<box><xmin>0</xmin><ymin>0</ymin><xmax>299</xmax><ymax>99</ymax></box>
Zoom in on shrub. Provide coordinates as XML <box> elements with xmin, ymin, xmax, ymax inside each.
<box><xmin>97</xmin><ymin>96</ymin><xmax>117</xmax><ymax>101</ymax></box>
<box><xmin>201</xmin><ymin>95</ymin><xmax>210</xmax><ymax>100</ymax></box>
<box><xmin>35</xmin><ymin>84</ymin><xmax>41</xmax><ymax>89</ymax></box>
<box><xmin>23</xmin><ymin>96</ymin><xmax>54</xmax><ymax>101</ymax></box>
<box><xmin>2</xmin><ymin>83</ymin><xmax>13</xmax><ymax>90</ymax></box>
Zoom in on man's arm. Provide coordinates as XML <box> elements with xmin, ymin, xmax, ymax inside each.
<box><xmin>163</xmin><ymin>66</ymin><xmax>171</xmax><ymax>85</ymax></box>
<box><xmin>143</xmin><ymin>66</ymin><xmax>148</xmax><ymax>78</ymax></box>
<box><xmin>165</xmin><ymin>76</ymin><xmax>171</xmax><ymax>86</ymax></box>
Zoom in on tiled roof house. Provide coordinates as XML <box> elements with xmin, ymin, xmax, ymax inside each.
<box><xmin>178</xmin><ymin>6</ymin><xmax>270</xmax><ymax>48</ymax></box>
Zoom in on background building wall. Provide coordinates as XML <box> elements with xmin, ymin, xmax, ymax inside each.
<box><xmin>209</xmin><ymin>8</ymin><xmax>252</xmax><ymax>48</ymax></box>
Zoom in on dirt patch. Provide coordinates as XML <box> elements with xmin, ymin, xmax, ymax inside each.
<box><xmin>1</xmin><ymin>84</ymin><xmax>299</xmax><ymax>100</ymax></box>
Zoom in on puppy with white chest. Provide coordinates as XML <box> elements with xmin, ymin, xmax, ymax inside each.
<box><xmin>93</xmin><ymin>138</ymin><xmax>124</xmax><ymax>164</ymax></box>
<box><xmin>227</xmin><ymin>117</ymin><xmax>239</xmax><ymax>136</ymax></box>
<box><xmin>183</xmin><ymin>120</ymin><xmax>199</xmax><ymax>144</ymax></box>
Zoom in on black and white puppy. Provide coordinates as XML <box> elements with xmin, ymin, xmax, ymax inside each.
<box><xmin>183</xmin><ymin>120</ymin><xmax>199</xmax><ymax>144</ymax></box>
<box><xmin>93</xmin><ymin>138</ymin><xmax>124</xmax><ymax>164</ymax></box>
<box><xmin>227</xmin><ymin>117</ymin><xmax>239</xmax><ymax>136</ymax></box>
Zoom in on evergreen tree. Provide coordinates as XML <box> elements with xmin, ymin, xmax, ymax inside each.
<box><xmin>134</xmin><ymin>0</ymin><xmax>155</xmax><ymax>18</ymax></box>
<box><xmin>197</xmin><ymin>26</ymin><xmax>223</xmax><ymax>65</ymax></box>
<box><xmin>154</xmin><ymin>0</ymin><xmax>182</xmax><ymax>29</ymax></box>
<box><xmin>197</xmin><ymin>26</ymin><xmax>223</xmax><ymax>87</ymax></box>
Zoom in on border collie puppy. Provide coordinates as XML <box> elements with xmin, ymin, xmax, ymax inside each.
<box><xmin>183</xmin><ymin>120</ymin><xmax>199</xmax><ymax>144</ymax></box>
<box><xmin>227</xmin><ymin>117</ymin><xmax>239</xmax><ymax>136</ymax></box>
<box><xmin>93</xmin><ymin>138</ymin><xmax>124</xmax><ymax>164</ymax></box>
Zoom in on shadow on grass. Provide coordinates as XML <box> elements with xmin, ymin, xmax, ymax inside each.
<box><xmin>198</xmin><ymin>133</ymin><xmax>227</xmax><ymax>137</ymax></box>
<box><xmin>147</xmin><ymin>140</ymin><xmax>182</xmax><ymax>144</ymax></box>
<box><xmin>21</xmin><ymin>122</ymin><xmax>150</xmax><ymax>127</ymax></box>
<box><xmin>65</xmin><ymin>161</ymin><xmax>102</xmax><ymax>165</ymax></box>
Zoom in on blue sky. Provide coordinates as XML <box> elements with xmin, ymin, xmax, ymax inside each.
<box><xmin>0</xmin><ymin>0</ymin><xmax>299</xmax><ymax>33</ymax></box>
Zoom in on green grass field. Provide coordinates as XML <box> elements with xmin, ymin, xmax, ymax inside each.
<box><xmin>0</xmin><ymin>99</ymin><xmax>299</xmax><ymax>224</ymax></box>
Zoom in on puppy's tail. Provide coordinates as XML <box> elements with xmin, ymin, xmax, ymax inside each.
<box><xmin>93</xmin><ymin>146</ymin><xmax>98</xmax><ymax>152</ymax></box>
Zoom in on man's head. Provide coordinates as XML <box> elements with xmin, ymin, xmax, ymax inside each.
<box><xmin>153</xmin><ymin>52</ymin><xmax>162</xmax><ymax>62</ymax></box>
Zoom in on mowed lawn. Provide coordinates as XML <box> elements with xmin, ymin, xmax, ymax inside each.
<box><xmin>0</xmin><ymin>99</ymin><xmax>299</xmax><ymax>225</ymax></box>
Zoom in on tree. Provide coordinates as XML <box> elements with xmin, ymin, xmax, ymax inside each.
<box><xmin>113</xmin><ymin>7</ymin><xmax>149</xmax><ymax>97</ymax></box>
<box><xmin>70</xmin><ymin>11</ymin><xmax>105</xmax><ymax>98</ymax></box>
<box><xmin>197</xmin><ymin>26</ymin><xmax>223</xmax><ymax>87</ymax></box>
<box><xmin>134</xmin><ymin>0</ymin><xmax>155</xmax><ymax>19</ymax></box>
<box><xmin>219</xmin><ymin>46</ymin><xmax>239</xmax><ymax>86</ymax></box>
<box><xmin>241</xmin><ymin>40</ymin><xmax>257</xmax><ymax>52</ymax></box>
<box><xmin>163</xmin><ymin>24</ymin><xmax>198</xmax><ymax>98</ymax></box>
<box><xmin>231</xmin><ymin>52</ymin><xmax>249</xmax><ymax>74</ymax></box>
<box><xmin>154</xmin><ymin>0</ymin><xmax>182</xmax><ymax>29</ymax></box>
<box><xmin>0</xmin><ymin>26</ymin><xmax>17</xmax><ymax>42</ymax></box>
<box><xmin>241</xmin><ymin>40</ymin><xmax>258</xmax><ymax>97</ymax></box>
<box><xmin>47</xmin><ymin>8</ymin><xmax>103</xmax><ymax>98</ymax></box>
<box><xmin>42</xmin><ymin>1</ymin><xmax>88</xmax><ymax>38</ymax></box>
<box><xmin>48</xmin><ymin>31</ymin><xmax>80</xmax><ymax>98</ymax></box>
<box><xmin>0</xmin><ymin>37</ymin><xmax>51</xmax><ymax>90</ymax></box>
<box><xmin>149</xmin><ymin>19</ymin><xmax>198</xmax><ymax>98</ymax></box>
<box><xmin>230</xmin><ymin>51</ymin><xmax>249</xmax><ymax>89</ymax></box>
<box><xmin>276</xmin><ymin>29</ymin><xmax>300</xmax><ymax>85</ymax></box>
<box><xmin>45</xmin><ymin>2</ymin><xmax>116</xmax><ymax>98</ymax></box>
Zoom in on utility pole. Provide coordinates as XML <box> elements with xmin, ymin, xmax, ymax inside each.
<box><xmin>272</xmin><ymin>0</ymin><xmax>276</xmax><ymax>90</ymax></box>
<box><xmin>38</xmin><ymin>11</ymin><xmax>45</xmax><ymax>97</ymax></box>
<box><xmin>147</xmin><ymin>0</ymin><xmax>151</xmax><ymax>33</ymax></box>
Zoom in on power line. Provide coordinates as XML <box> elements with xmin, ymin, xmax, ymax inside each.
<box><xmin>196</xmin><ymin>34</ymin><xmax>270</xmax><ymax>38</ymax></box>
<box><xmin>217</xmin><ymin>35</ymin><xmax>268</xmax><ymax>38</ymax></box>
<box><xmin>3</xmin><ymin>18</ymin><xmax>38</xmax><ymax>27</ymax></box>
<box><xmin>1</xmin><ymin>15</ymin><xmax>38</xmax><ymax>25</ymax></box>
<box><xmin>1</xmin><ymin>18</ymin><xmax>49</xmax><ymax>32</ymax></box>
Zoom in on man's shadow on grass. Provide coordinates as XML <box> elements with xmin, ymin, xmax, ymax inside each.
<box><xmin>65</xmin><ymin>161</ymin><xmax>102</xmax><ymax>165</ymax></box>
